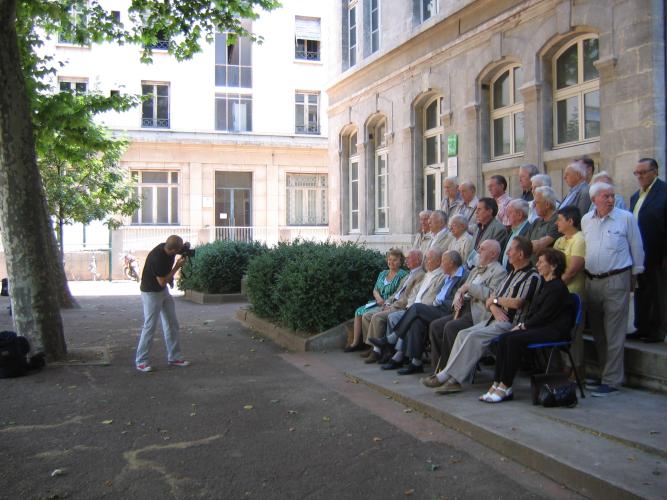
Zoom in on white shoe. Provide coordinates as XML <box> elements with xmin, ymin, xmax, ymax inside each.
<box><xmin>136</xmin><ymin>363</ymin><xmax>153</xmax><ymax>372</ymax></box>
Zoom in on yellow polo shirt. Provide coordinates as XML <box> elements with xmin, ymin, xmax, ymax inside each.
<box><xmin>633</xmin><ymin>176</ymin><xmax>658</xmax><ymax>217</ymax></box>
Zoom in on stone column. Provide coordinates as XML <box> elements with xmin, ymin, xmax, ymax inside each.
<box><xmin>519</xmin><ymin>81</ymin><xmax>543</xmax><ymax>169</ymax></box>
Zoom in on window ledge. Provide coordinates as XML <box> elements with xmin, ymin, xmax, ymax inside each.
<box><xmin>56</xmin><ymin>42</ymin><xmax>91</xmax><ymax>49</ymax></box>
<box><xmin>482</xmin><ymin>154</ymin><xmax>525</xmax><ymax>172</ymax></box>
<box><xmin>543</xmin><ymin>140</ymin><xmax>600</xmax><ymax>162</ymax></box>
<box><xmin>293</xmin><ymin>59</ymin><xmax>323</xmax><ymax>66</ymax></box>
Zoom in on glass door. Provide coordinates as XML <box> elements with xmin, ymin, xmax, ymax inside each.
<box><xmin>215</xmin><ymin>172</ymin><xmax>252</xmax><ymax>241</ymax></box>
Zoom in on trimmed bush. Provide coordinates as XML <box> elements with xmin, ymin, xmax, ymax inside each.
<box><xmin>245</xmin><ymin>240</ymin><xmax>387</xmax><ymax>333</ymax></box>
<box><xmin>178</xmin><ymin>240</ymin><xmax>267</xmax><ymax>294</ymax></box>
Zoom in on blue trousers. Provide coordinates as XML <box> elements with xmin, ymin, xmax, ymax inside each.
<box><xmin>135</xmin><ymin>289</ymin><xmax>183</xmax><ymax>365</ymax></box>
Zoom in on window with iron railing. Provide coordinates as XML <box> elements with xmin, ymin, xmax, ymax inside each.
<box><xmin>286</xmin><ymin>174</ymin><xmax>328</xmax><ymax>226</ymax></box>
<box><xmin>295</xmin><ymin>16</ymin><xmax>321</xmax><ymax>61</ymax></box>
<box><xmin>295</xmin><ymin>92</ymin><xmax>320</xmax><ymax>134</ymax></box>
<box><xmin>141</xmin><ymin>83</ymin><xmax>169</xmax><ymax>128</ymax></box>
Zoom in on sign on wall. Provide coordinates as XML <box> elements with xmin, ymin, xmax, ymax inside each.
<box><xmin>447</xmin><ymin>134</ymin><xmax>458</xmax><ymax>156</ymax></box>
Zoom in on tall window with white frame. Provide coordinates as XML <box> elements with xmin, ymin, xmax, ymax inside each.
<box><xmin>141</xmin><ymin>82</ymin><xmax>169</xmax><ymax>128</ymax></box>
<box><xmin>421</xmin><ymin>0</ymin><xmax>436</xmax><ymax>22</ymax></box>
<box><xmin>490</xmin><ymin>65</ymin><xmax>524</xmax><ymax>158</ymax></box>
<box><xmin>286</xmin><ymin>174</ymin><xmax>328</xmax><ymax>226</ymax></box>
<box><xmin>369</xmin><ymin>0</ymin><xmax>380</xmax><ymax>54</ymax></box>
<box><xmin>423</xmin><ymin>96</ymin><xmax>443</xmax><ymax>210</ymax></box>
<box><xmin>348</xmin><ymin>131</ymin><xmax>360</xmax><ymax>232</ymax></box>
<box><xmin>348</xmin><ymin>1</ymin><xmax>357</xmax><ymax>68</ymax></box>
<box><xmin>553</xmin><ymin>36</ymin><xmax>600</xmax><ymax>146</ymax></box>
<box><xmin>295</xmin><ymin>16</ymin><xmax>321</xmax><ymax>61</ymax></box>
<box><xmin>131</xmin><ymin>171</ymin><xmax>179</xmax><ymax>225</ymax></box>
<box><xmin>374</xmin><ymin>120</ymin><xmax>389</xmax><ymax>232</ymax></box>
<box><xmin>214</xmin><ymin>21</ymin><xmax>252</xmax><ymax>88</ymax></box>
<box><xmin>216</xmin><ymin>94</ymin><xmax>252</xmax><ymax>132</ymax></box>
<box><xmin>58</xmin><ymin>0</ymin><xmax>86</xmax><ymax>44</ymax></box>
<box><xmin>295</xmin><ymin>92</ymin><xmax>319</xmax><ymax>134</ymax></box>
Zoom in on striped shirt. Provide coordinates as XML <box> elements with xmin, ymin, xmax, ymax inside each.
<box><xmin>493</xmin><ymin>264</ymin><xmax>541</xmax><ymax>324</ymax></box>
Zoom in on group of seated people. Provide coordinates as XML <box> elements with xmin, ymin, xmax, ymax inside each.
<box><xmin>344</xmin><ymin>156</ymin><xmax>654</xmax><ymax>399</ymax></box>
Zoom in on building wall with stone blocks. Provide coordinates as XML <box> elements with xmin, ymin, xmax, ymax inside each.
<box><xmin>327</xmin><ymin>0</ymin><xmax>666</xmax><ymax>250</ymax></box>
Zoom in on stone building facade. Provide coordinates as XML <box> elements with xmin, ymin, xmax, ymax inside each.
<box><xmin>326</xmin><ymin>0</ymin><xmax>666</xmax><ymax>249</ymax></box>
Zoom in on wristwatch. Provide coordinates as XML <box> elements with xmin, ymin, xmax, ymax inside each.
<box><xmin>492</xmin><ymin>298</ymin><xmax>499</xmax><ymax>305</ymax></box>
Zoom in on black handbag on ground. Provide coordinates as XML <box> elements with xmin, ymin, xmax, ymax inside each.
<box><xmin>530</xmin><ymin>372</ymin><xmax>569</xmax><ymax>405</ymax></box>
<box><xmin>537</xmin><ymin>382</ymin><xmax>578</xmax><ymax>408</ymax></box>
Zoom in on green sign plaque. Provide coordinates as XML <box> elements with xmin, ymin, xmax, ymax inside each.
<box><xmin>447</xmin><ymin>134</ymin><xmax>458</xmax><ymax>156</ymax></box>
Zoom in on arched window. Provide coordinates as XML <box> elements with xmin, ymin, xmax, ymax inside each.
<box><xmin>553</xmin><ymin>35</ymin><xmax>600</xmax><ymax>146</ymax></box>
<box><xmin>348</xmin><ymin>131</ymin><xmax>360</xmax><ymax>232</ymax></box>
<box><xmin>373</xmin><ymin>119</ymin><xmax>389</xmax><ymax>232</ymax></box>
<box><xmin>423</xmin><ymin>96</ymin><xmax>443</xmax><ymax>209</ymax></box>
<box><xmin>490</xmin><ymin>64</ymin><xmax>524</xmax><ymax>158</ymax></box>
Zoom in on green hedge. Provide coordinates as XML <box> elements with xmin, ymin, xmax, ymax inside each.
<box><xmin>245</xmin><ymin>240</ymin><xmax>387</xmax><ymax>333</ymax></box>
<box><xmin>177</xmin><ymin>240</ymin><xmax>267</xmax><ymax>294</ymax></box>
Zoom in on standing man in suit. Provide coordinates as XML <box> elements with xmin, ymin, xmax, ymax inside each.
<box><xmin>376</xmin><ymin>251</ymin><xmax>468</xmax><ymax>375</ymax></box>
<box><xmin>441</xmin><ymin>177</ymin><xmax>463</xmax><ymax>219</ymax></box>
<box><xmin>467</xmin><ymin>197</ymin><xmax>509</xmax><ymax>268</ymax></box>
<box><xmin>455</xmin><ymin>181</ymin><xmax>479</xmax><ymax>233</ymax></box>
<box><xmin>630</xmin><ymin>158</ymin><xmax>667</xmax><ymax>343</ymax></box>
<box><xmin>519</xmin><ymin>164</ymin><xmax>540</xmax><ymax>202</ymax></box>
<box><xmin>362</xmin><ymin>249</ymin><xmax>426</xmax><ymax>363</ymax></box>
<box><xmin>560</xmin><ymin>162</ymin><xmax>591</xmax><ymax>215</ymax></box>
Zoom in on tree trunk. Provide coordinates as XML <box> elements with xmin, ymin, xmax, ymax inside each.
<box><xmin>0</xmin><ymin>0</ymin><xmax>67</xmax><ymax>359</ymax></box>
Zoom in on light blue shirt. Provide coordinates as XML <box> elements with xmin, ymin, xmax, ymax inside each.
<box><xmin>561</xmin><ymin>181</ymin><xmax>586</xmax><ymax>208</ymax></box>
<box><xmin>433</xmin><ymin>266</ymin><xmax>464</xmax><ymax>306</ymax></box>
<box><xmin>581</xmin><ymin>207</ymin><xmax>645</xmax><ymax>275</ymax></box>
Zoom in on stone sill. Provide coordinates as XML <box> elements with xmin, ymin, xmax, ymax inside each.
<box><xmin>234</xmin><ymin>307</ymin><xmax>350</xmax><ymax>352</ymax></box>
<box><xmin>183</xmin><ymin>289</ymin><xmax>246</xmax><ymax>304</ymax></box>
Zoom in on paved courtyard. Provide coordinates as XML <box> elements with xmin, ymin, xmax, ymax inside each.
<box><xmin>0</xmin><ymin>282</ymin><xmax>576</xmax><ymax>499</ymax></box>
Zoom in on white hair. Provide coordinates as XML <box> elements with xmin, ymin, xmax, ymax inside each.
<box><xmin>480</xmin><ymin>239</ymin><xmax>501</xmax><ymax>258</ymax></box>
<box><xmin>519</xmin><ymin>164</ymin><xmax>540</xmax><ymax>177</ymax></box>
<box><xmin>418</xmin><ymin>210</ymin><xmax>432</xmax><ymax>218</ymax></box>
<box><xmin>508</xmin><ymin>198</ymin><xmax>529</xmax><ymax>218</ymax></box>
<box><xmin>449</xmin><ymin>214</ymin><xmax>468</xmax><ymax>227</ymax></box>
<box><xmin>443</xmin><ymin>176</ymin><xmax>459</xmax><ymax>186</ymax></box>
<box><xmin>565</xmin><ymin>162</ymin><xmax>588</xmax><ymax>179</ymax></box>
<box><xmin>591</xmin><ymin>170</ymin><xmax>615</xmax><ymax>185</ymax></box>
<box><xmin>531</xmin><ymin>174</ymin><xmax>552</xmax><ymax>188</ymax></box>
<box><xmin>534</xmin><ymin>186</ymin><xmax>558</xmax><ymax>208</ymax></box>
<box><xmin>590</xmin><ymin>182</ymin><xmax>615</xmax><ymax>199</ymax></box>
<box><xmin>459</xmin><ymin>181</ymin><xmax>476</xmax><ymax>193</ymax></box>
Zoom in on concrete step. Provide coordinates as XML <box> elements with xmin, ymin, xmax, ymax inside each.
<box><xmin>316</xmin><ymin>351</ymin><xmax>667</xmax><ymax>500</ymax></box>
<box><xmin>584</xmin><ymin>335</ymin><xmax>667</xmax><ymax>393</ymax></box>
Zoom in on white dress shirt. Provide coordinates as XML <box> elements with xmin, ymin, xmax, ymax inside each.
<box><xmin>581</xmin><ymin>207</ymin><xmax>645</xmax><ymax>275</ymax></box>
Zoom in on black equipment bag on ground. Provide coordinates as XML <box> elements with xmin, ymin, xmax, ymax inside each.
<box><xmin>0</xmin><ymin>331</ymin><xmax>30</xmax><ymax>378</ymax></box>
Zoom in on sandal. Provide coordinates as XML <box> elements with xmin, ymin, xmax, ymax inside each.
<box><xmin>484</xmin><ymin>386</ymin><xmax>513</xmax><ymax>403</ymax></box>
<box><xmin>479</xmin><ymin>383</ymin><xmax>498</xmax><ymax>401</ymax></box>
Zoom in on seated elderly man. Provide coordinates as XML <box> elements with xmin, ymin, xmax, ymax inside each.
<box><xmin>454</xmin><ymin>181</ymin><xmax>479</xmax><ymax>233</ymax></box>
<box><xmin>361</xmin><ymin>249</ymin><xmax>425</xmax><ymax>363</ymax></box>
<box><xmin>378</xmin><ymin>248</ymin><xmax>446</xmax><ymax>362</ymax></box>
<box><xmin>421</xmin><ymin>236</ymin><xmax>541</xmax><ymax>394</ymax></box>
<box><xmin>373</xmin><ymin>251</ymin><xmax>468</xmax><ymax>375</ymax></box>
<box><xmin>412</xmin><ymin>211</ymin><xmax>433</xmax><ymax>254</ymax></box>
<box><xmin>428</xmin><ymin>240</ymin><xmax>508</xmax><ymax>372</ymax></box>
<box><xmin>528</xmin><ymin>174</ymin><xmax>553</xmax><ymax>223</ymax></box>
<box><xmin>467</xmin><ymin>197</ymin><xmax>509</xmax><ymax>269</ymax></box>
<box><xmin>527</xmin><ymin>186</ymin><xmax>561</xmax><ymax>259</ymax></box>
<box><xmin>428</xmin><ymin>210</ymin><xmax>450</xmax><ymax>252</ymax></box>
<box><xmin>447</xmin><ymin>214</ymin><xmax>474</xmax><ymax>263</ymax></box>
<box><xmin>501</xmin><ymin>199</ymin><xmax>531</xmax><ymax>270</ymax></box>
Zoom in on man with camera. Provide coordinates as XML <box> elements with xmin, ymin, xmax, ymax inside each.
<box><xmin>135</xmin><ymin>235</ymin><xmax>192</xmax><ymax>372</ymax></box>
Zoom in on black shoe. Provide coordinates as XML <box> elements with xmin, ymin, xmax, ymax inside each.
<box><xmin>343</xmin><ymin>343</ymin><xmax>367</xmax><ymax>353</ymax></box>
<box><xmin>369</xmin><ymin>337</ymin><xmax>389</xmax><ymax>349</ymax></box>
<box><xmin>626</xmin><ymin>332</ymin><xmax>642</xmax><ymax>340</ymax></box>
<box><xmin>381</xmin><ymin>359</ymin><xmax>403</xmax><ymax>370</ymax></box>
<box><xmin>398</xmin><ymin>363</ymin><xmax>424</xmax><ymax>375</ymax></box>
<box><xmin>379</xmin><ymin>350</ymin><xmax>395</xmax><ymax>364</ymax></box>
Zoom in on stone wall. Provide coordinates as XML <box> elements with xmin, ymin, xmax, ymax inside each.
<box><xmin>327</xmin><ymin>0</ymin><xmax>666</xmax><ymax>247</ymax></box>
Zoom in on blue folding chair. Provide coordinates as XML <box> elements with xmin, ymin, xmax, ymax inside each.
<box><xmin>525</xmin><ymin>293</ymin><xmax>585</xmax><ymax>398</ymax></box>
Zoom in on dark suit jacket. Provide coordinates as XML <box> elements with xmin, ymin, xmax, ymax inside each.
<box><xmin>472</xmin><ymin>218</ymin><xmax>509</xmax><ymax>256</ymax></box>
<box><xmin>630</xmin><ymin>178</ymin><xmax>667</xmax><ymax>268</ymax></box>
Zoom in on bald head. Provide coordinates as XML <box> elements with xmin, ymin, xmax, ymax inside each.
<box><xmin>478</xmin><ymin>239</ymin><xmax>501</xmax><ymax>266</ymax></box>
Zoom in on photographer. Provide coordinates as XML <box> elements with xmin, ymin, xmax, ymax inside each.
<box><xmin>135</xmin><ymin>235</ymin><xmax>191</xmax><ymax>372</ymax></box>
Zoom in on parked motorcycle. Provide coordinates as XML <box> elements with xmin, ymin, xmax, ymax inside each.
<box><xmin>121</xmin><ymin>252</ymin><xmax>140</xmax><ymax>281</ymax></box>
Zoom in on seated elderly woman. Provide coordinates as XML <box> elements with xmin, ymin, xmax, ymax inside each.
<box><xmin>344</xmin><ymin>248</ymin><xmax>408</xmax><ymax>352</ymax></box>
<box><xmin>446</xmin><ymin>214</ymin><xmax>473</xmax><ymax>263</ymax></box>
<box><xmin>480</xmin><ymin>247</ymin><xmax>575</xmax><ymax>403</ymax></box>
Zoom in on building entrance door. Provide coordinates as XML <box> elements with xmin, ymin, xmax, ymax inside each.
<box><xmin>215</xmin><ymin>172</ymin><xmax>252</xmax><ymax>241</ymax></box>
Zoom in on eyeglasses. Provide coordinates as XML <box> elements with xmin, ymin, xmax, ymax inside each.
<box><xmin>633</xmin><ymin>169</ymin><xmax>657</xmax><ymax>177</ymax></box>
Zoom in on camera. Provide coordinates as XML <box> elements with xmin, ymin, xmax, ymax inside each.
<box><xmin>178</xmin><ymin>242</ymin><xmax>196</xmax><ymax>258</ymax></box>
